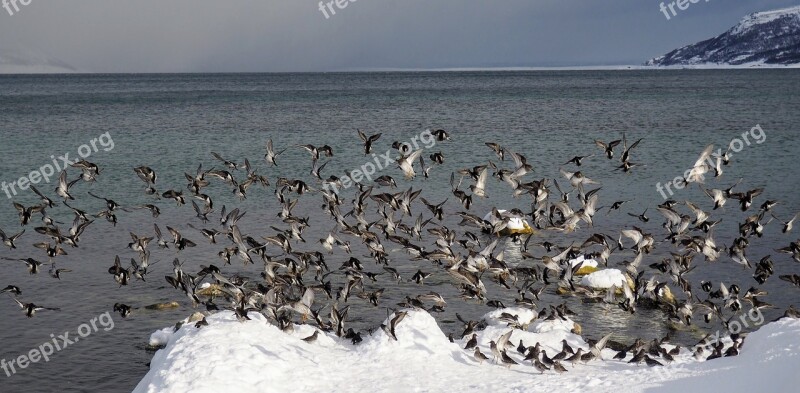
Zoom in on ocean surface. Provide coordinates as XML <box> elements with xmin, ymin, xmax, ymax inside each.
<box><xmin>0</xmin><ymin>70</ymin><xmax>798</xmax><ymax>392</ymax></box>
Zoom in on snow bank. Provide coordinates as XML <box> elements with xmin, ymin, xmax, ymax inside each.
<box><xmin>646</xmin><ymin>317</ymin><xmax>800</xmax><ymax>392</ymax></box>
<box><xmin>133</xmin><ymin>309</ymin><xmax>800</xmax><ymax>393</ymax></box>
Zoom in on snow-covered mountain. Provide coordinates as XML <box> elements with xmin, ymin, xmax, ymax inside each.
<box><xmin>646</xmin><ymin>5</ymin><xmax>800</xmax><ymax>67</ymax></box>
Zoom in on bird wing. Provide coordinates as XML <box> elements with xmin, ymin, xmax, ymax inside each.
<box><xmin>475</xmin><ymin>167</ymin><xmax>489</xmax><ymax>190</ymax></box>
<box><xmin>693</xmin><ymin>144</ymin><xmax>715</xmax><ymax>169</ymax></box>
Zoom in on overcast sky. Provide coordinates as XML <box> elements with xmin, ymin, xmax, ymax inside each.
<box><xmin>0</xmin><ymin>0</ymin><xmax>797</xmax><ymax>72</ymax></box>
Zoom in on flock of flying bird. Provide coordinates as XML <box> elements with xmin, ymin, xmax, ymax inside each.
<box><xmin>2</xmin><ymin>129</ymin><xmax>800</xmax><ymax>374</ymax></box>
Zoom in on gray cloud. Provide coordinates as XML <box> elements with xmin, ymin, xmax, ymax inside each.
<box><xmin>0</xmin><ymin>0</ymin><xmax>797</xmax><ymax>72</ymax></box>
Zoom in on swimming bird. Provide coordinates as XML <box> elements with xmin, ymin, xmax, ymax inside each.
<box><xmin>431</xmin><ymin>129</ymin><xmax>450</xmax><ymax>141</ymax></box>
<box><xmin>429</xmin><ymin>152</ymin><xmax>444</xmax><ymax>165</ymax></box>
<box><xmin>113</xmin><ymin>303</ymin><xmax>133</xmax><ymax>318</ymax></box>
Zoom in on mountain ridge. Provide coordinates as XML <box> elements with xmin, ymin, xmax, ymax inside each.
<box><xmin>646</xmin><ymin>5</ymin><xmax>800</xmax><ymax>66</ymax></box>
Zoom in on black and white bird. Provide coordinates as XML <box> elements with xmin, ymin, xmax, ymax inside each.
<box><xmin>264</xmin><ymin>139</ymin><xmax>287</xmax><ymax>166</ymax></box>
<box><xmin>55</xmin><ymin>170</ymin><xmax>80</xmax><ymax>201</ymax></box>
<box><xmin>0</xmin><ymin>228</ymin><xmax>25</xmax><ymax>249</ymax></box>
<box><xmin>11</xmin><ymin>297</ymin><xmax>60</xmax><ymax>318</ymax></box>
<box><xmin>357</xmin><ymin>130</ymin><xmax>382</xmax><ymax>155</ymax></box>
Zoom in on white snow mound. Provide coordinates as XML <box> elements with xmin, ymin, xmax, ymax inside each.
<box><xmin>133</xmin><ymin>310</ymin><xmax>800</xmax><ymax>393</ymax></box>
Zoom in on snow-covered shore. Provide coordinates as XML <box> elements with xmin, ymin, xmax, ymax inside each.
<box><xmin>133</xmin><ymin>309</ymin><xmax>800</xmax><ymax>393</ymax></box>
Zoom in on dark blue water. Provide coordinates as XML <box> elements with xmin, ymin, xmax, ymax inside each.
<box><xmin>0</xmin><ymin>71</ymin><xmax>798</xmax><ymax>392</ymax></box>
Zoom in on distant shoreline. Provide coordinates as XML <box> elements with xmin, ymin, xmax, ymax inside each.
<box><xmin>2</xmin><ymin>63</ymin><xmax>799</xmax><ymax>75</ymax></box>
